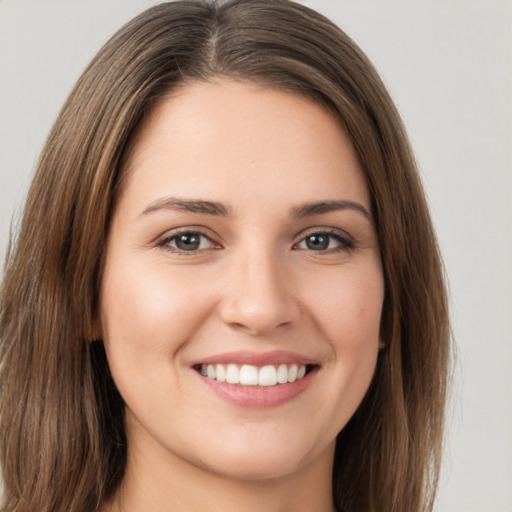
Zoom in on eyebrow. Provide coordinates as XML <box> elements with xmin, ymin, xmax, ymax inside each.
<box><xmin>140</xmin><ymin>197</ymin><xmax>231</xmax><ymax>217</ymax></box>
<box><xmin>139</xmin><ymin>196</ymin><xmax>371</xmax><ymax>221</ymax></box>
<box><xmin>291</xmin><ymin>200</ymin><xmax>371</xmax><ymax>220</ymax></box>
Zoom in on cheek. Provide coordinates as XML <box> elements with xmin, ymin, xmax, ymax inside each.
<box><xmin>99</xmin><ymin>259</ymin><xmax>216</xmax><ymax>369</ymax></box>
<box><xmin>289</xmin><ymin>263</ymin><xmax>384</xmax><ymax>440</ymax></box>
<box><xmin>303</xmin><ymin>265</ymin><xmax>384</xmax><ymax>351</ymax></box>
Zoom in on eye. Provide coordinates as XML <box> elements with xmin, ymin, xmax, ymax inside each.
<box><xmin>295</xmin><ymin>231</ymin><xmax>354</xmax><ymax>252</ymax></box>
<box><xmin>158</xmin><ymin>231</ymin><xmax>216</xmax><ymax>252</ymax></box>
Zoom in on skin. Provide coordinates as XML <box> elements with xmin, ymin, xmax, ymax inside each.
<box><xmin>99</xmin><ymin>79</ymin><xmax>384</xmax><ymax>512</ymax></box>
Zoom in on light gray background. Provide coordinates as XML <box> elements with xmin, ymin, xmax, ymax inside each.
<box><xmin>1</xmin><ymin>1</ymin><xmax>511</xmax><ymax>511</ymax></box>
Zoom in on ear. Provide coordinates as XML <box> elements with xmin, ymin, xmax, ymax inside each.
<box><xmin>378</xmin><ymin>338</ymin><xmax>386</xmax><ymax>350</ymax></box>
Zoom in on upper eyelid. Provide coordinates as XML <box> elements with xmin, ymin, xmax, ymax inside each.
<box><xmin>156</xmin><ymin>228</ymin><xmax>219</xmax><ymax>250</ymax></box>
<box><xmin>156</xmin><ymin>226</ymin><xmax>217</xmax><ymax>241</ymax></box>
<box><xmin>294</xmin><ymin>226</ymin><xmax>353</xmax><ymax>241</ymax></box>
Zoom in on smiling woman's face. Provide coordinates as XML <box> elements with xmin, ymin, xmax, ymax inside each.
<box><xmin>99</xmin><ymin>80</ymin><xmax>384</xmax><ymax>482</ymax></box>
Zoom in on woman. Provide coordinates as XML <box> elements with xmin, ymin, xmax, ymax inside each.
<box><xmin>0</xmin><ymin>1</ymin><xmax>451</xmax><ymax>511</ymax></box>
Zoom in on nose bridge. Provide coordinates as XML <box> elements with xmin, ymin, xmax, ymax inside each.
<box><xmin>219</xmin><ymin>241</ymin><xmax>299</xmax><ymax>335</ymax></box>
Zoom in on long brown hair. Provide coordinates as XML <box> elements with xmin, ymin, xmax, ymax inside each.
<box><xmin>0</xmin><ymin>1</ymin><xmax>451</xmax><ymax>511</ymax></box>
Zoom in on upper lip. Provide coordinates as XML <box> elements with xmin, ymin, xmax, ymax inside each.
<box><xmin>190</xmin><ymin>350</ymin><xmax>318</xmax><ymax>367</ymax></box>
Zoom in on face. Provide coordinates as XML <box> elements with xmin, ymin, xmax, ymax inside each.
<box><xmin>99</xmin><ymin>80</ymin><xmax>384</xmax><ymax>482</ymax></box>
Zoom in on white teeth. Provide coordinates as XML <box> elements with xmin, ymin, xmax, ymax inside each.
<box><xmin>239</xmin><ymin>365</ymin><xmax>259</xmax><ymax>385</ymax></box>
<box><xmin>259</xmin><ymin>365</ymin><xmax>277</xmax><ymax>386</ymax></box>
<box><xmin>288</xmin><ymin>364</ymin><xmax>298</xmax><ymax>382</ymax></box>
<box><xmin>216</xmin><ymin>364</ymin><xmax>226</xmax><ymax>382</ymax></box>
<box><xmin>277</xmin><ymin>364</ymin><xmax>288</xmax><ymax>384</ymax></box>
<box><xmin>226</xmin><ymin>364</ymin><xmax>239</xmax><ymax>384</ymax></box>
<box><xmin>199</xmin><ymin>363</ymin><xmax>309</xmax><ymax>387</ymax></box>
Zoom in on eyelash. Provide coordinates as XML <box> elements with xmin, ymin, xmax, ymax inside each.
<box><xmin>293</xmin><ymin>229</ymin><xmax>356</xmax><ymax>253</ymax></box>
<box><xmin>156</xmin><ymin>228</ymin><xmax>355</xmax><ymax>255</ymax></box>
<box><xmin>156</xmin><ymin>229</ymin><xmax>219</xmax><ymax>254</ymax></box>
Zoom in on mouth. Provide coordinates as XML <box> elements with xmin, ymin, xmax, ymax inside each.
<box><xmin>190</xmin><ymin>350</ymin><xmax>319</xmax><ymax>407</ymax></box>
<box><xmin>193</xmin><ymin>363</ymin><xmax>316</xmax><ymax>387</ymax></box>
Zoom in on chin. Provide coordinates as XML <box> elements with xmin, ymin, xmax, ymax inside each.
<box><xmin>181</xmin><ymin>428</ymin><xmax>335</xmax><ymax>482</ymax></box>
<box><xmin>197</xmin><ymin>450</ymin><xmax>316</xmax><ymax>482</ymax></box>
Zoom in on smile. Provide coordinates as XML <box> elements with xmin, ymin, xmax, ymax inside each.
<box><xmin>191</xmin><ymin>351</ymin><xmax>319</xmax><ymax>407</ymax></box>
<box><xmin>197</xmin><ymin>363</ymin><xmax>310</xmax><ymax>387</ymax></box>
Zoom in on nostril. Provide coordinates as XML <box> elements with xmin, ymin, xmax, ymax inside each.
<box><xmin>218</xmin><ymin>283</ymin><xmax>301</xmax><ymax>337</ymax></box>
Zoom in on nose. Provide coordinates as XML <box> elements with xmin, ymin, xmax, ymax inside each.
<box><xmin>218</xmin><ymin>249</ymin><xmax>301</xmax><ymax>336</ymax></box>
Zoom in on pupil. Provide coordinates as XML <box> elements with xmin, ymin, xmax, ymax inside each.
<box><xmin>306</xmin><ymin>234</ymin><xmax>328</xmax><ymax>250</ymax></box>
<box><xmin>176</xmin><ymin>234</ymin><xmax>200</xmax><ymax>250</ymax></box>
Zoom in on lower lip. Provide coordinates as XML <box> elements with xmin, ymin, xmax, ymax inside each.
<box><xmin>195</xmin><ymin>369</ymin><xmax>317</xmax><ymax>408</ymax></box>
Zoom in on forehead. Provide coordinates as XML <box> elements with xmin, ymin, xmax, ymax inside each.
<box><xmin>119</xmin><ymin>79</ymin><xmax>370</xmax><ymax>214</ymax></box>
